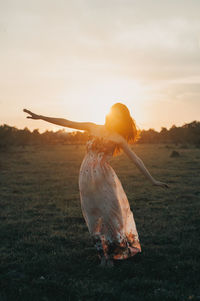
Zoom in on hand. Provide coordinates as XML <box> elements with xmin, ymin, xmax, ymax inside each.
<box><xmin>152</xmin><ymin>180</ymin><xmax>169</xmax><ymax>189</ymax></box>
<box><xmin>23</xmin><ymin>109</ymin><xmax>40</xmax><ymax>120</ymax></box>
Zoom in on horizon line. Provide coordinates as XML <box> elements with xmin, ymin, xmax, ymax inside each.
<box><xmin>1</xmin><ymin>119</ymin><xmax>199</xmax><ymax>134</ymax></box>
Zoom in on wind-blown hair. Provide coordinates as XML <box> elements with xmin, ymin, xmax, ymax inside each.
<box><xmin>105</xmin><ymin>102</ymin><xmax>141</xmax><ymax>156</ymax></box>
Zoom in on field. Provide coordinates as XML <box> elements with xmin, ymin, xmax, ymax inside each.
<box><xmin>0</xmin><ymin>143</ymin><xmax>200</xmax><ymax>301</ymax></box>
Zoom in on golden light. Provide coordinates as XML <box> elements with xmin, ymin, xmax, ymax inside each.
<box><xmin>72</xmin><ymin>77</ymin><xmax>145</xmax><ymax>126</ymax></box>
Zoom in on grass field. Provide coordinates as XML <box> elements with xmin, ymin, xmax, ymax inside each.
<box><xmin>0</xmin><ymin>143</ymin><xmax>200</xmax><ymax>301</ymax></box>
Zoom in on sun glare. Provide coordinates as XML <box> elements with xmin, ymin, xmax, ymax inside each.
<box><xmin>76</xmin><ymin>77</ymin><xmax>145</xmax><ymax>126</ymax></box>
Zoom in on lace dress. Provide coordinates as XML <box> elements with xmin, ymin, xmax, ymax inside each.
<box><xmin>78</xmin><ymin>135</ymin><xmax>142</xmax><ymax>260</ymax></box>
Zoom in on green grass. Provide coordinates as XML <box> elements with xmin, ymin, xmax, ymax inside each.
<box><xmin>0</xmin><ymin>143</ymin><xmax>200</xmax><ymax>301</ymax></box>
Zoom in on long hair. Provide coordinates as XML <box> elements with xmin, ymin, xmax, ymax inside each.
<box><xmin>105</xmin><ymin>102</ymin><xmax>141</xmax><ymax>156</ymax></box>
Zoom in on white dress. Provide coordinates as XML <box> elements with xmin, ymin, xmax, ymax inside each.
<box><xmin>78</xmin><ymin>135</ymin><xmax>142</xmax><ymax>260</ymax></box>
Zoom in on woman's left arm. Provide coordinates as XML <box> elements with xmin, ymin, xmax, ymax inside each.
<box><xmin>23</xmin><ymin>109</ymin><xmax>97</xmax><ymax>132</ymax></box>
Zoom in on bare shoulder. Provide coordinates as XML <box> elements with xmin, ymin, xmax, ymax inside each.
<box><xmin>88</xmin><ymin>123</ymin><xmax>105</xmax><ymax>137</ymax></box>
<box><xmin>89</xmin><ymin>124</ymin><xmax>113</xmax><ymax>138</ymax></box>
<box><xmin>89</xmin><ymin>124</ymin><xmax>127</xmax><ymax>146</ymax></box>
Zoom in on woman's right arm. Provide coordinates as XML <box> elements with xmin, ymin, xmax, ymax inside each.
<box><xmin>121</xmin><ymin>140</ymin><xmax>169</xmax><ymax>188</ymax></box>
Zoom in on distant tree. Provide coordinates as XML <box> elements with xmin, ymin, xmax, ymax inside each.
<box><xmin>139</xmin><ymin>128</ymin><xmax>159</xmax><ymax>143</ymax></box>
<box><xmin>0</xmin><ymin>121</ymin><xmax>199</xmax><ymax>148</ymax></box>
<box><xmin>160</xmin><ymin>127</ymin><xmax>169</xmax><ymax>143</ymax></box>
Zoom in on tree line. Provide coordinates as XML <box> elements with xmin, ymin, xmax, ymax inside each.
<box><xmin>0</xmin><ymin>120</ymin><xmax>200</xmax><ymax>149</ymax></box>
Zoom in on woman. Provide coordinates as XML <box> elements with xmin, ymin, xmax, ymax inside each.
<box><xmin>23</xmin><ymin>103</ymin><xmax>169</xmax><ymax>268</ymax></box>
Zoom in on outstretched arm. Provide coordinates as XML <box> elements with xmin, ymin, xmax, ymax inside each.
<box><xmin>23</xmin><ymin>109</ymin><xmax>97</xmax><ymax>132</ymax></box>
<box><xmin>121</xmin><ymin>141</ymin><xmax>169</xmax><ymax>188</ymax></box>
<box><xmin>107</xmin><ymin>133</ymin><xmax>169</xmax><ymax>188</ymax></box>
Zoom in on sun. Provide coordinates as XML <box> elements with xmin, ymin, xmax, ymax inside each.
<box><xmin>60</xmin><ymin>76</ymin><xmax>145</xmax><ymax>131</ymax></box>
<box><xmin>83</xmin><ymin>78</ymin><xmax>144</xmax><ymax>125</ymax></box>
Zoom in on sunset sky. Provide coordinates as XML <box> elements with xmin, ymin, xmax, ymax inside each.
<box><xmin>0</xmin><ymin>0</ymin><xmax>200</xmax><ymax>133</ymax></box>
